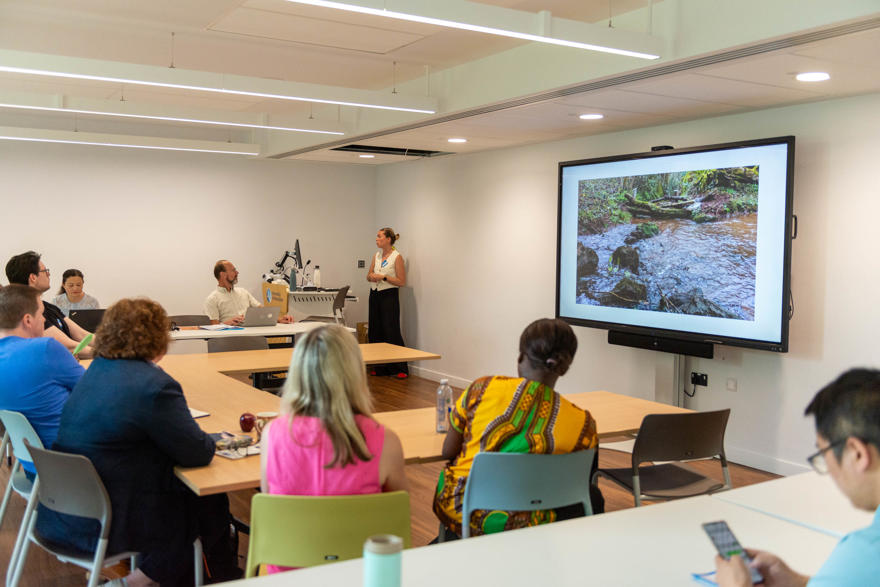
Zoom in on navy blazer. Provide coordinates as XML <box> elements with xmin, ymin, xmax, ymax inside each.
<box><xmin>37</xmin><ymin>357</ymin><xmax>214</xmax><ymax>553</ymax></box>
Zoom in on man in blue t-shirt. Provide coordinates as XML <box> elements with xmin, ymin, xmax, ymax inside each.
<box><xmin>715</xmin><ymin>368</ymin><xmax>880</xmax><ymax>586</ymax></box>
<box><xmin>0</xmin><ymin>285</ymin><xmax>84</xmax><ymax>474</ymax></box>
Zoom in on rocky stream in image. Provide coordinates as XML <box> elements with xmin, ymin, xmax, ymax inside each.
<box><xmin>576</xmin><ymin>215</ymin><xmax>758</xmax><ymax>320</ymax></box>
<box><xmin>575</xmin><ymin>165</ymin><xmax>759</xmax><ymax>320</ymax></box>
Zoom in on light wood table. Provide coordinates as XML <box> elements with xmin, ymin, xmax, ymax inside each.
<box><xmin>162</xmin><ymin>344</ymin><xmax>440</xmax><ymax>495</ymax></box>
<box><xmin>221</xmin><ymin>495</ymin><xmax>837</xmax><ymax>587</ymax></box>
<box><xmin>713</xmin><ymin>471</ymin><xmax>873</xmax><ymax>538</ymax></box>
<box><xmin>374</xmin><ymin>390</ymin><xmax>691</xmax><ymax>464</ymax></box>
<box><xmin>164</xmin><ymin>340</ymin><xmax>682</xmax><ymax>495</ymax></box>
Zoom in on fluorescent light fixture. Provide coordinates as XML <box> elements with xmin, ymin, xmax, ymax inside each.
<box><xmin>447</xmin><ymin>137</ymin><xmax>467</xmax><ymax>143</ymax></box>
<box><xmin>0</xmin><ymin>126</ymin><xmax>259</xmax><ymax>155</ymax></box>
<box><xmin>0</xmin><ymin>102</ymin><xmax>344</xmax><ymax>135</ymax></box>
<box><xmin>578</xmin><ymin>113</ymin><xmax>604</xmax><ymax>120</ymax></box>
<box><xmin>284</xmin><ymin>0</ymin><xmax>660</xmax><ymax>60</ymax></box>
<box><xmin>795</xmin><ymin>72</ymin><xmax>830</xmax><ymax>82</ymax></box>
<box><xmin>359</xmin><ymin>154</ymin><xmax>375</xmax><ymax>158</ymax></box>
<box><xmin>0</xmin><ymin>64</ymin><xmax>435</xmax><ymax>114</ymax></box>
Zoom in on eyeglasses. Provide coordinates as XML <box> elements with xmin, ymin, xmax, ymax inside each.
<box><xmin>38</xmin><ymin>268</ymin><xmax>50</xmax><ymax>275</ymax></box>
<box><xmin>806</xmin><ymin>439</ymin><xmax>846</xmax><ymax>474</ymax></box>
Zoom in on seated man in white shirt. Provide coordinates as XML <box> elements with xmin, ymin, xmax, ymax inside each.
<box><xmin>204</xmin><ymin>260</ymin><xmax>294</xmax><ymax>326</ymax></box>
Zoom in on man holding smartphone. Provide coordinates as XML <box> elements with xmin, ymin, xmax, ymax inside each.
<box><xmin>716</xmin><ymin>368</ymin><xmax>880</xmax><ymax>586</ymax></box>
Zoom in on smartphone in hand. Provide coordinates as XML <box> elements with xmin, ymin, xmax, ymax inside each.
<box><xmin>702</xmin><ymin>520</ymin><xmax>764</xmax><ymax>584</ymax></box>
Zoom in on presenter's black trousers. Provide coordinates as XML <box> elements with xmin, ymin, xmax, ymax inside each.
<box><xmin>368</xmin><ymin>288</ymin><xmax>409</xmax><ymax>376</ymax></box>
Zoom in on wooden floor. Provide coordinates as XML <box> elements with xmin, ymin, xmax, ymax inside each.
<box><xmin>0</xmin><ymin>374</ymin><xmax>778</xmax><ymax>585</ymax></box>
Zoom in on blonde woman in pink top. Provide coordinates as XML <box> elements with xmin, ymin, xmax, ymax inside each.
<box><xmin>260</xmin><ymin>325</ymin><xmax>407</xmax><ymax>572</ymax></box>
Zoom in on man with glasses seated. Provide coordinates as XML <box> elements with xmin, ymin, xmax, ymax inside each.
<box><xmin>715</xmin><ymin>368</ymin><xmax>880</xmax><ymax>586</ymax></box>
<box><xmin>5</xmin><ymin>251</ymin><xmax>94</xmax><ymax>358</ymax></box>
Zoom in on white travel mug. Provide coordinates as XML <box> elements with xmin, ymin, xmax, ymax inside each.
<box><xmin>363</xmin><ymin>534</ymin><xmax>402</xmax><ymax>587</ymax></box>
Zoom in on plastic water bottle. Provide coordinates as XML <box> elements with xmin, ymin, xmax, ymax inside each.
<box><xmin>314</xmin><ymin>265</ymin><xmax>322</xmax><ymax>289</ymax></box>
<box><xmin>436</xmin><ymin>379</ymin><xmax>453</xmax><ymax>433</ymax></box>
<box><xmin>363</xmin><ymin>534</ymin><xmax>402</xmax><ymax>587</ymax></box>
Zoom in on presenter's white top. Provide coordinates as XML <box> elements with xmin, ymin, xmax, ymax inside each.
<box><xmin>371</xmin><ymin>249</ymin><xmax>400</xmax><ymax>292</ymax></box>
<box><xmin>204</xmin><ymin>286</ymin><xmax>261</xmax><ymax>321</ymax></box>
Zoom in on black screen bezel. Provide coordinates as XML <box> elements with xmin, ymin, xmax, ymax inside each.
<box><xmin>555</xmin><ymin>135</ymin><xmax>795</xmax><ymax>353</ymax></box>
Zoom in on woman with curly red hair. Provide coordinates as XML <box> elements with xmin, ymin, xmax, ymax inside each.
<box><xmin>36</xmin><ymin>298</ymin><xmax>238</xmax><ymax>586</ymax></box>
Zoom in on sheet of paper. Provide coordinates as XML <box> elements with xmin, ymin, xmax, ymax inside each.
<box><xmin>198</xmin><ymin>324</ymin><xmax>244</xmax><ymax>331</ymax></box>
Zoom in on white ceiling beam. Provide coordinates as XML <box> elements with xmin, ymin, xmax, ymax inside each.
<box><xmin>0</xmin><ymin>49</ymin><xmax>438</xmax><ymax>114</ymax></box>
<box><xmin>0</xmin><ymin>89</ymin><xmax>348</xmax><ymax>135</ymax></box>
<box><xmin>0</xmin><ymin>126</ymin><xmax>260</xmax><ymax>155</ymax></box>
<box><xmin>283</xmin><ymin>0</ymin><xmax>665</xmax><ymax>59</ymax></box>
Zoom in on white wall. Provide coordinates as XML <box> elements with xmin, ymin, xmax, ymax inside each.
<box><xmin>376</xmin><ymin>93</ymin><xmax>880</xmax><ymax>475</ymax></box>
<box><xmin>0</xmin><ymin>142</ymin><xmax>376</xmax><ymax>324</ymax></box>
<box><xmin>3</xmin><ymin>94</ymin><xmax>877</xmax><ymax>475</ymax></box>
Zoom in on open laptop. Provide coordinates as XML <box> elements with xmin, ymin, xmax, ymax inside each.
<box><xmin>241</xmin><ymin>306</ymin><xmax>279</xmax><ymax>327</ymax></box>
<box><xmin>69</xmin><ymin>309</ymin><xmax>105</xmax><ymax>332</ymax></box>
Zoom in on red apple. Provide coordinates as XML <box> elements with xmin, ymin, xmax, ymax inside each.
<box><xmin>240</xmin><ymin>412</ymin><xmax>256</xmax><ymax>432</ymax></box>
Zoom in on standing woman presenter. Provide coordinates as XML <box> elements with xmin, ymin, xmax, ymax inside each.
<box><xmin>366</xmin><ymin>227</ymin><xmax>408</xmax><ymax>378</ymax></box>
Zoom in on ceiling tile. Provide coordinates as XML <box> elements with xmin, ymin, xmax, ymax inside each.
<box><xmin>210</xmin><ymin>7</ymin><xmax>426</xmax><ymax>54</ymax></box>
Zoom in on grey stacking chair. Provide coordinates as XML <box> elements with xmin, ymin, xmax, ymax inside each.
<box><xmin>593</xmin><ymin>409</ymin><xmax>732</xmax><ymax>507</ymax></box>
<box><xmin>460</xmin><ymin>450</ymin><xmax>596</xmax><ymax>538</ymax></box>
<box><xmin>169</xmin><ymin>314</ymin><xmax>212</xmax><ymax>328</ymax></box>
<box><xmin>0</xmin><ymin>410</ymin><xmax>44</xmax><ymax>586</ymax></box>
<box><xmin>1</xmin><ymin>426</ymin><xmax>9</xmax><ymax>467</ymax></box>
<box><xmin>10</xmin><ymin>442</ymin><xmax>140</xmax><ymax>587</ymax></box>
<box><xmin>302</xmin><ymin>285</ymin><xmax>350</xmax><ymax>325</ymax></box>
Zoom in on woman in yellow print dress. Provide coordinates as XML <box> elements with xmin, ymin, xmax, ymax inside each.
<box><xmin>433</xmin><ymin>318</ymin><xmax>603</xmax><ymax>539</ymax></box>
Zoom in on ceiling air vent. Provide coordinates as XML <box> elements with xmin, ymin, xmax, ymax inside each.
<box><xmin>331</xmin><ymin>144</ymin><xmax>451</xmax><ymax>157</ymax></box>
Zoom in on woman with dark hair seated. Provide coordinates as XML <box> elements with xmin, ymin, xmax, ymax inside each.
<box><xmin>36</xmin><ymin>298</ymin><xmax>236</xmax><ymax>586</ymax></box>
<box><xmin>433</xmin><ymin>318</ymin><xmax>603</xmax><ymax>539</ymax></box>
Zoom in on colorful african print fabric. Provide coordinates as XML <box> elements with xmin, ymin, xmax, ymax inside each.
<box><xmin>433</xmin><ymin>375</ymin><xmax>598</xmax><ymax>536</ymax></box>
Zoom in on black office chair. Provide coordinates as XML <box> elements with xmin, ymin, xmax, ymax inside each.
<box><xmin>169</xmin><ymin>314</ymin><xmax>211</xmax><ymax>329</ymax></box>
<box><xmin>206</xmin><ymin>337</ymin><xmax>283</xmax><ymax>391</ymax></box>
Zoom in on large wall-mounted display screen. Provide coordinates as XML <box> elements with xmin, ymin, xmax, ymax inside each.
<box><xmin>557</xmin><ymin>136</ymin><xmax>794</xmax><ymax>352</ymax></box>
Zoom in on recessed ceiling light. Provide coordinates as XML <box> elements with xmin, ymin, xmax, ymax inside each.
<box><xmin>359</xmin><ymin>154</ymin><xmax>375</xmax><ymax>158</ymax></box>
<box><xmin>795</xmin><ymin>72</ymin><xmax>830</xmax><ymax>82</ymax></box>
<box><xmin>579</xmin><ymin>113</ymin><xmax>604</xmax><ymax>120</ymax></box>
<box><xmin>448</xmin><ymin>138</ymin><xmax>467</xmax><ymax>143</ymax></box>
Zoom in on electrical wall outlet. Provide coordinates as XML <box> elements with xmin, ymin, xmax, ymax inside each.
<box><xmin>357</xmin><ymin>259</ymin><xmax>365</xmax><ymax>268</ymax></box>
<box><xmin>726</xmin><ymin>378</ymin><xmax>738</xmax><ymax>392</ymax></box>
<box><xmin>690</xmin><ymin>372</ymin><xmax>708</xmax><ymax>386</ymax></box>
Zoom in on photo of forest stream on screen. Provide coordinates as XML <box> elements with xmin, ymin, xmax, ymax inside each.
<box><xmin>576</xmin><ymin>165</ymin><xmax>759</xmax><ymax>320</ymax></box>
